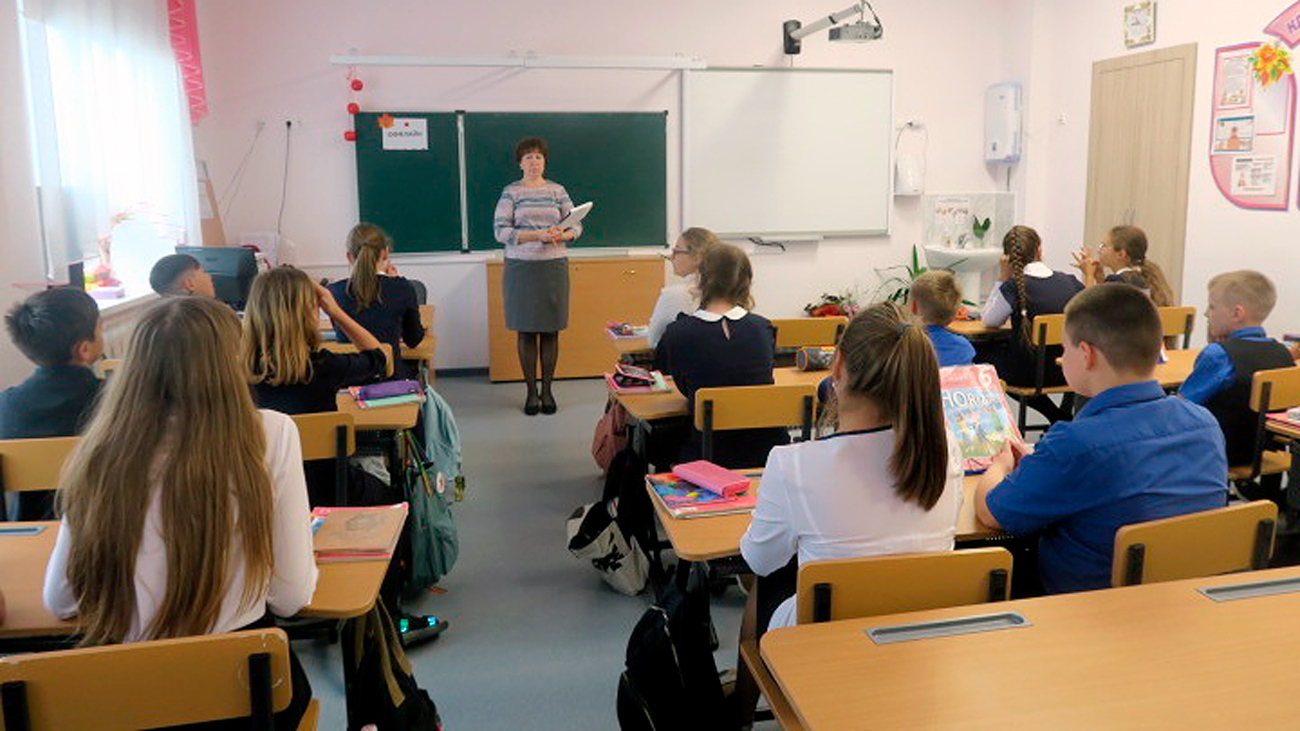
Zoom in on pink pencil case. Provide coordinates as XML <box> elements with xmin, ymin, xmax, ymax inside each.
<box><xmin>671</xmin><ymin>460</ymin><xmax>750</xmax><ymax>498</ymax></box>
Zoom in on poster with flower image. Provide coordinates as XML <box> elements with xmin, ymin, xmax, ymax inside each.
<box><xmin>1209</xmin><ymin>42</ymin><xmax>1294</xmax><ymax>209</ymax></box>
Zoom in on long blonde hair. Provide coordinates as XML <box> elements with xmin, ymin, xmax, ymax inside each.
<box><xmin>243</xmin><ymin>266</ymin><xmax>321</xmax><ymax>386</ymax></box>
<box><xmin>58</xmin><ymin>297</ymin><xmax>274</xmax><ymax>645</ymax></box>
<box><xmin>836</xmin><ymin>302</ymin><xmax>948</xmax><ymax>510</ymax></box>
<box><xmin>346</xmin><ymin>223</ymin><xmax>392</xmax><ymax>312</ymax></box>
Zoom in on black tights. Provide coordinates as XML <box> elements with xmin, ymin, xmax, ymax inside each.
<box><xmin>516</xmin><ymin>331</ymin><xmax>559</xmax><ymax>397</ymax></box>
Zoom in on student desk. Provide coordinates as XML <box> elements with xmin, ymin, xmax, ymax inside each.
<box><xmin>609</xmin><ymin>335</ymin><xmax>653</xmax><ymax>366</ymax></box>
<box><xmin>335</xmin><ymin>391</ymin><xmax>420</xmax><ymax>431</ymax></box>
<box><xmin>0</xmin><ymin>521</ymin><xmax>392</xmax><ymax>638</ymax></box>
<box><xmin>615</xmin><ymin>368</ymin><xmax>828</xmax><ymax>425</ymax></box>
<box><xmin>760</xmin><ymin>565</ymin><xmax>1300</xmax><ymax>730</ymax></box>
<box><xmin>947</xmin><ymin>320</ymin><xmax>1011</xmax><ymax>340</ymax></box>
<box><xmin>649</xmin><ymin>475</ymin><xmax>996</xmax><ymax>563</ymax></box>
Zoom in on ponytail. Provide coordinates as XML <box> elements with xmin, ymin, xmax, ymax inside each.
<box><xmin>836</xmin><ymin>302</ymin><xmax>948</xmax><ymax>510</ymax></box>
<box><xmin>345</xmin><ymin>223</ymin><xmax>392</xmax><ymax>312</ymax></box>
<box><xmin>1109</xmin><ymin>225</ymin><xmax>1173</xmax><ymax>306</ymax></box>
<box><xmin>1002</xmin><ymin>225</ymin><xmax>1041</xmax><ymax>346</ymax></box>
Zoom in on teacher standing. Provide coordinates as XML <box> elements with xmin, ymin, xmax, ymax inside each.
<box><xmin>493</xmin><ymin>137</ymin><xmax>582</xmax><ymax>415</ymax></box>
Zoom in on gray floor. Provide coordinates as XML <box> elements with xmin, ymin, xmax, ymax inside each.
<box><xmin>298</xmin><ymin>375</ymin><xmax>748</xmax><ymax>729</ymax></box>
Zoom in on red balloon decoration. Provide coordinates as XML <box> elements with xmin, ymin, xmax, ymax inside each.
<box><xmin>344</xmin><ymin>130</ymin><xmax>357</xmax><ymax>142</ymax></box>
<box><xmin>351</xmin><ymin>79</ymin><xmax>364</xmax><ymax>91</ymax></box>
<box><xmin>347</xmin><ymin>102</ymin><xmax>360</xmax><ymax>114</ymax></box>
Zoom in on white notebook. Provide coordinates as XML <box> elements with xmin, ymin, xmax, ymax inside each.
<box><xmin>558</xmin><ymin>201</ymin><xmax>593</xmax><ymax>230</ymax></box>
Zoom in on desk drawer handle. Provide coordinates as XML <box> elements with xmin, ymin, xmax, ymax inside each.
<box><xmin>866</xmin><ymin>612</ymin><xmax>1031</xmax><ymax>645</ymax></box>
<box><xmin>624</xmin><ymin>269</ymin><xmax>636</xmax><ymax>275</ymax></box>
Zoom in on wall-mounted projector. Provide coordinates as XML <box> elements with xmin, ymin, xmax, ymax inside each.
<box><xmin>784</xmin><ymin>2</ymin><xmax>884</xmax><ymax>54</ymax></box>
<box><xmin>828</xmin><ymin>19</ymin><xmax>882</xmax><ymax>42</ymax></box>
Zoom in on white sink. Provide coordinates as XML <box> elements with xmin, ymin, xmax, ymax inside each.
<box><xmin>922</xmin><ymin>245</ymin><xmax>1002</xmax><ymax>305</ymax></box>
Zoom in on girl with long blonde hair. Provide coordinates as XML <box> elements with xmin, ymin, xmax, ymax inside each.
<box><xmin>245</xmin><ymin>265</ymin><xmax>388</xmax><ymax>419</ymax></box>
<box><xmin>326</xmin><ymin>223</ymin><xmax>425</xmax><ymax>380</ymax></box>
<box><xmin>740</xmin><ymin>302</ymin><xmax>965</xmax><ymax>632</ymax></box>
<box><xmin>43</xmin><ymin>296</ymin><xmax>317</xmax><ymax>723</ymax></box>
<box><xmin>647</xmin><ymin>226</ymin><xmax>720</xmax><ymax>347</ymax></box>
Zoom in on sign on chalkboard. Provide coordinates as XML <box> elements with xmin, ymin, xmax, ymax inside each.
<box><xmin>382</xmin><ymin>116</ymin><xmax>429</xmax><ymax>151</ymax></box>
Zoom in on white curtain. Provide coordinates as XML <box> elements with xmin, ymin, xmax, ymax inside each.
<box><xmin>20</xmin><ymin>0</ymin><xmax>198</xmax><ymax>281</ymax></box>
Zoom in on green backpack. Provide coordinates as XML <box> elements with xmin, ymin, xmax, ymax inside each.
<box><xmin>401</xmin><ymin>389</ymin><xmax>462</xmax><ymax>598</ymax></box>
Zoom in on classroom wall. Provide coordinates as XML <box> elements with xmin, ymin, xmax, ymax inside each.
<box><xmin>0</xmin><ymin>3</ymin><xmax>49</xmax><ymax>387</ymax></box>
<box><xmin>1025</xmin><ymin>0</ymin><xmax>1300</xmax><ymax>342</ymax></box>
<box><xmin>191</xmin><ymin>0</ymin><xmax>1027</xmax><ymax>369</ymax></box>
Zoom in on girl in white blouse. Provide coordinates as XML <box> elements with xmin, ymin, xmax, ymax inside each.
<box><xmin>740</xmin><ymin>301</ymin><xmax>965</xmax><ymax>631</ymax></box>
<box><xmin>44</xmin><ymin>296</ymin><xmax>318</xmax><ymax>726</ymax></box>
<box><xmin>646</xmin><ymin>227</ymin><xmax>720</xmax><ymax>347</ymax></box>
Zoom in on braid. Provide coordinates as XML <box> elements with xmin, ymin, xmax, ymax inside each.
<box><xmin>1010</xmin><ymin>229</ymin><xmax>1033</xmax><ymax>345</ymax></box>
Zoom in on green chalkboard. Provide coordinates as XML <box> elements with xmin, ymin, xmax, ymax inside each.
<box><xmin>355</xmin><ymin>112</ymin><xmax>462</xmax><ymax>253</ymax></box>
<box><xmin>463</xmin><ymin>112</ymin><xmax>667</xmax><ymax>249</ymax></box>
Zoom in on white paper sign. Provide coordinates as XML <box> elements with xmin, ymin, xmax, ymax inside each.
<box><xmin>1230</xmin><ymin>156</ymin><xmax>1278</xmax><ymax>195</ymax></box>
<box><xmin>382</xmin><ymin>118</ymin><xmax>428</xmax><ymax>151</ymax></box>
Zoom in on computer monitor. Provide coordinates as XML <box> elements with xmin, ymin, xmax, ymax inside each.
<box><xmin>174</xmin><ymin>246</ymin><xmax>257</xmax><ymax>310</ymax></box>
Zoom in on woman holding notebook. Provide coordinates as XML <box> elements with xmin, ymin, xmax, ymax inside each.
<box><xmin>493</xmin><ymin>136</ymin><xmax>584</xmax><ymax>416</ymax></box>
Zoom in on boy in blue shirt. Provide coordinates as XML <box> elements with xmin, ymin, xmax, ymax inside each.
<box><xmin>976</xmin><ymin>283</ymin><xmax>1227</xmax><ymax>594</ymax></box>
<box><xmin>0</xmin><ymin>287</ymin><xmax>103</xmax><ymax>520</ymax></box>
<box><xmin>1179</xmin><ymin>270</ymin><xmax>1293</xmax><ymax>472</ymax></box>
<box><xmin>910</xmin><ymin>270</ymin><xmax>975</xmax><ymax>367</ymax></box>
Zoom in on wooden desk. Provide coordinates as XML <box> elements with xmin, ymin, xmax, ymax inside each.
<box><xmin>616</xmin><ymin>368</ymin><xmax>829</xmax><ymax>424</ymax></box>
<box><xmin>947</xmin><ymin>320</ymin><xmax>1011</xmax><ymax>340</ymax></box>
<box><xmin>0</xmin><ymin>522</ymin><xmax>390</xmax><ymax>637</ymax></box>
<box><xmin>761</xmin><ymin>565</ymin><xmax>1300</xmax><ymax>730</ymax></box>
<box><xmin>609</xmin><ymin>335</ymin><xmax>652</xmax><ymax>362</ymax></box>
<box><xmin>335</xmin><ymin>391</ymin><xmax>420</xmax><ymax>431</ymax></box>
<box><xmin>650</xmin><ymin>476</ymin><xmax>994</xmax><ymax>562</ymax></box>
<box><xmin>1153</xmin><ymin>347</ymin><xmax>1199</xmax><ymax>389</ymax></box>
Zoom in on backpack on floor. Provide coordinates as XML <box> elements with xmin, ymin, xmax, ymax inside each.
<box><xmin>567</xmin><ymin>499</ymin><xmax>649</xmax><ymax>596</ymax></box>
<box><xmin>616</xmin><ymin>568</ymin><xmax>737</xmax><ymax>731</ymax></box>
<box><xmin>344</xmin><ymin>601</ymin><xmax>443</xmax><ymax>731</ymax></box>
<box><xmin>402</xmin><ymin>429</ymin><xmax>459</xmax><ymax>599</ymax></box>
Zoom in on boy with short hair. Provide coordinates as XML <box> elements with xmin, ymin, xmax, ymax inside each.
<box><xmin>149</xmin><ymin>253</ymin><xmax>216</xmax><ymax>297</ymax></box>
<box><xmin>0</xmin><ymin>287</ymin><xmax>104</xmax><ymax>519</ymax></box>
<box><xmin>1179</xmin><ymin>270</ymin><xmax>1294</xmax><ymax>468</ymax></box>
<box><xmin>976</xmin><ymin>284</ymin><xmax>1227</xmax><ymax>594</ymax></box>
<box><xmin>910</xmin><ymin>270</ymin><xmax>975</xmax><ymax>367</ymax></box>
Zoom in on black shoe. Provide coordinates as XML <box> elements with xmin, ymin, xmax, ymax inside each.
<box><xmin>398</xmin><ymin>614</ymin><xmax>448</xmax><ymax>649</ymax></box>
<box><xmin>540</xmin><ymin>391</ymin><xmax>557</xmax><ymax>414</ymax></box>
<box><xmin>524</xmin><ymin>392</ymin><xmax>540</xmax><ymax>415</ymax></box>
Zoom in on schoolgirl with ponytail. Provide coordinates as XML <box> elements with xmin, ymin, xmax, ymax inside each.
<box><xmin>1072</xmin><ymin>225</ymin><xmax>1174</xmax><ymax>306</ymax></box>
<box><xmin>740</xmin><ymin>302</ymin><xmax>965</xmax><ymax>632</ymax></box>
<box><xmin>980</xmin><ymin>224</ymin><xmax>1083</xmax><ymax>423</ymax></box>
<box><xmin>326</xmin><ymin>223</ymin><xmax>425</xmax><ymax>380</ymax></box>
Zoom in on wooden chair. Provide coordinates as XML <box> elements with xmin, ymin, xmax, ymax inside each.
<box><xmin>1231</xmin><ymin>365</ymin><xmax>1300</xmax><ymax>482</ymax></box>
<box><xmin>1156</xmin><ymin>305</ymin><xmax>1196</xmax><ymax>349</ymax></box>
<box><xmin>0</xmin><ymin>628</ymin><xmax>318</xmax><ymax>730</ymax></box>
<box><xmin>693</xmin><ymin>383</ymin><xmax>816</xmax><ymax>467</ymax></box>
<box><xmin>736</xmin><ymin>548</ymin><xmax>1013</xmax><ymax>729</ymax></box>
<box><xmin>1002</xmin><ymin>313</ymin><xmax>1070</xmax><ymax>434</ymax></box>
<box><xmin>0</xmin><ymin>436</ymin><xmax>79</xmax><ymax>520</ymax></box>
<box><xmin>318</xmin><ymin>341</ymin><xmax>395</xmax><ymax>377</ymax></box>
<box><xmin>771</xmin><ymin>316</ymin><xmax>848</xmax><ymax>349</ymax></box>
<box><xmin>1112</xmin><ymin>500</ymin><xmax>1277</xmax><ymax>586</ymax></box>
<box><xmin>291</xmin><ymin>412</ymin><xmax>356</xmax><ymax>507</ymax></box>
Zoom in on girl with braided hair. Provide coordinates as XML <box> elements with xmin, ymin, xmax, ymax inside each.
<box><xmin>979</xmin><ymin>225</ymin><xmax>1083</xmax><ymax>423</ymax></box>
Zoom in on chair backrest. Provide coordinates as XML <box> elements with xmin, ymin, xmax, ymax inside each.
<box><xmin>1247</xmin><ymin>366</ymin><xmax>1300</xmax><ymax>478</ymax></box>
<box><xmin>1156</xmin><ymin>305</ymin><xmax>1196</xmax><ymax>349</ymax></box>
<box><xmin>1030</xmin><ymin>313</ymin><xmax>1066</xmax><ymax>348</ymax></box>
<box><xmin>693</xmin><ymin>384</ymin><xmax>816</xmax><ymax>463</ymax></box>
<box><xmin>292</xmin><ymin>412</ymin><xmax>356</xmax><ymax>507</ymax></box>
<box><xmin>0</xmin><ymin>437</ymin><xmax>80</xmax><ymax>493</ymax></box>
<box><xmin>795</xmin><ymin>548</ymin><xmax>1013</xmax><ymax>624</ymax></box>
<box><xmin>0</xmin><ymin>628</ymin><xmax>295</xmax><ymax>729</ymax></box>
<box><xmin>771</xmin><ymin>317</ymin><xmax>848</xmax><ymax>349</ymax></box>
<box><xmin>1111</xmin><ymin>500</ymin><xmax>1277</xmax><ymax>587</ymax></box>
<box><xmin>418</xmin><ymin>303</ymin><xmax>435</xmax><ymax>329</ymax></box>
<box><xmin>318</xmin><ymin>342</ymin><xmax>395</xmax><ymax>377</ymax></box>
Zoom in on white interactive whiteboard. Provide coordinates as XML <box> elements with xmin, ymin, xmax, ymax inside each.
<box><xmin>683</xmin><ymin>68</ymin><xmax>893</xmax><ymax>238</ymax></box>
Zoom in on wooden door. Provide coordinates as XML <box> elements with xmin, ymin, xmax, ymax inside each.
<box><xmin>1084</xmin><ymin>44</ymin><xmax>1197</xmax><ymax>302</ymax></box>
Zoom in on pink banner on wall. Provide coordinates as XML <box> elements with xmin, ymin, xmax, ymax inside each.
<box><xmin>168</xmin><ymin>0</ymin><xmax>208</xmax><ymax>124</ymax></box>
<box><xmin>1265</xmin><ymin>1</ymin><xmax>1300</xmax><ymax>47</ymax></box>
<box><xmin>1209</xmin><ymin>42</ymin><xmax>1295</xmax><ymax>210</ymax></box>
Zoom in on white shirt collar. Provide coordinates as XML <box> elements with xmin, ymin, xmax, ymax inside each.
<box><xmin>1024</xmin><ymin>261</ymin><xmax>1053</xmax><ymax>278</ymax></box>
<box><xmin>692</xmin><ymin>306</ymin><xmax>748</xmax><ymax>322</ymax></box>
<box><xmin>1112</xmin><ymin>266</ymin><xmax>1136</xmax><ymax>275</ymax></box>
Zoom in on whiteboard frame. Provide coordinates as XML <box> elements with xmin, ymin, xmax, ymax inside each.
<box><xmin>681</xmin><ymin>67</ymin><xmax>894</xmax><ymax>239</ymax></box>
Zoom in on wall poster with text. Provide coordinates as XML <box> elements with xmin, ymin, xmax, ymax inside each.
<box><xmin>1210</xmin><ymin>42</ymin><xmax>1295</xmax><ymax>209</ymax></box>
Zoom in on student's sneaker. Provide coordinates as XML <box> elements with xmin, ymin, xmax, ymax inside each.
<box><xmin>398</xmin><ymin>614</ymin><xmax>448</xmax><ymax>648</ymax></box>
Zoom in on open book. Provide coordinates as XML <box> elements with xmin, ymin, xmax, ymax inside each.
<box><xmin>939</xmin><ymin>365</ymin><xmax>1022</xmax><ymax>474</ymax></box>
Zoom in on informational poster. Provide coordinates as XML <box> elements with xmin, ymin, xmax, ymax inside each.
<box><xmin>1209</xmin><ymin>42</ymin><xmax>1294</xmax><ymax>209</ymax></box>
<box><xmin>380</xmin><ymin>115</ymin><xmax>429</xmax><ymax>151</ymax></box>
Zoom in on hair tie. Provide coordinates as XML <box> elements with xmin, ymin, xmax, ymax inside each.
<box><xmin>896</xmin><ymin>321</ymin><xmax>911</xmax><ymax>336</ymax></box>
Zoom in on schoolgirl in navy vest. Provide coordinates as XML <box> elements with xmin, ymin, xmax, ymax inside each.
<box><xmin>979</xmin><ymin>225</ymin><xmax>1083</xmax><ymax>424</ymax></box>
<box><xmin>1072</xmin><ymin>225</ymin><xmax>1174</xmax><ymax>306</ymax></box>
<box><xmin>655</xmin><ymin>243</ymin><xmax>789</xmax><ymax>468</ymax></box>
<box><xmin>327</xmin><ymin>223</ymin><xmax>425</xmax><ymax>380</ymax></box>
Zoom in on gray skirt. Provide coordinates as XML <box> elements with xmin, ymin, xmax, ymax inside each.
<box><xmin>503</xmin><ymin>257</ymin><xmax>570</xmax><ymax>332</ymax></box>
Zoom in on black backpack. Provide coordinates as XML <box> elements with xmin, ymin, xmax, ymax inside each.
<box><xmin>616</xmin><ymin>570</ymin><xmax>736</xmax><ymax>731</ymax></box>
<box><xmin>344</xmin><ymin>601</ymin><xmax>443</xmax><ymax>731</ymax></box>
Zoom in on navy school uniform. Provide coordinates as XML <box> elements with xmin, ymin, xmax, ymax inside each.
<box><xmin>655</xmin><ymin>308</ymin><xmax>790</xmax><ymax>469</ymax></box>
<box><xmin>0</xmin><ymin>364</ymin><xmax>101</xmax><ymax>520</ymax></box>
<box><xmin>327</xmin><ymin>276</ymin><xmax>424</xmax><ymax>380</ymax></box>
<box><xmin>985</xmin><ymin>381</ymin><xmax>1228</xmax><ymax>593</ymax></box>
<box><xmin>1179</xmin><ymin>326</ymin><xmax>1295</xmax><ymax>467</ymax></box>
<box><xmin>979</xmin><ymin>266</ymin><xmax>1084</xmax><ymax>387</ymax></box>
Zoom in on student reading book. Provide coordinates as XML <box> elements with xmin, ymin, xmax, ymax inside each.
<box><xmin>740</xmin><ymin>302</ymin><xmax>965</xmax><ymax>632</ymax></box>
<box><xmin>940</xmin><ymin>364</ymin><xmax>1021</xmax><ymax>473</ymax></box>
